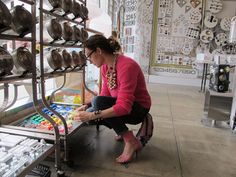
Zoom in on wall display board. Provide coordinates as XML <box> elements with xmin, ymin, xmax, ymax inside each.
<box><xmin>113</xmin><ymin>0</ymin><xmax>154</xmax><ymax>74</ymax></box>
<box><xmin>134</xmin><ymin>0</ymin><xmax>154</xmax><ymax>74</ymax></box>
<box><xmin>200</xmin><ymin>0</ymin><xmax>236</xmax><ymax>54</ymax></box>
<box><xmin>121</xmin><ymin>0</ymin><xmax>137</xmax><ymax>57</ymax></box>
<box><xmin>150</xmin><ymin>0</ymin><xmax>203</xmax><ymax>78</ymax></box>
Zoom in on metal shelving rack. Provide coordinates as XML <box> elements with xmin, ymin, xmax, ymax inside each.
<box><xmin>0</xmin><ymin>0</ymin><xmax>89</xmax><ymax>165</ymax></box>
<box><xmin>1</xmin><ymin>0</ymin><xmax>102</xmax><ymax>175</ymax></box>
<box><xmin>36</xmin><ymin>0</ymin><xmax>104</xmax><ymax>165</ymax></box>
<box><xmin>0</xmin><ymin>0</ymin><xmax>63</xmax><ymax>176</ymax></box>
<box><xmin>37</xmin><ymin>0</ymin><xmax>89</xmax><ymax>165</ymax></box>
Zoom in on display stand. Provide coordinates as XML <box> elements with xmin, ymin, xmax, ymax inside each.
<box><xmin>202</xmin><ymin>89</ymin><xmax>233</xmax><ymax>127</ymax></box>
<box><xmin>37</xmin><ymin>0</ymin><xmax>101</xmax><ymax>165</ymax></box>
<box><xmin>196</xmin><ymin>60</ymin><xmax>214</xmax><ymax>92</ymax></box>
<box><xmin>0</xmin><ymin>0</ymin><xmax>63</xmax><ymax>176</ymax></box>
<box><xmin>0</xmin><ymin>0</ymin><xmax>103</xmax><ymax>175</ymax></box>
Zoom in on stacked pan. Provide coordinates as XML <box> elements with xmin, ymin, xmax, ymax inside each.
<box><xmin>0</xmin><ymin>46</ymin><xmax>13</xmax><ymax>76</ymax></box>
<box><xmin>0</xmin><ymin>46</ymin><xmax>33</xmax><ymax>77</ymax></box>
<box><xmin>44</xmin><ymin>0</ymin><xmax>89</xmax><ymax>71</ymax></box>
<box><xmin>47</xmin><ymin>49</ymin><xmax>86</xmax><ymax>71</ymax></box>
<box><xmin>47</xmin><ymin>19</ymin><xmax>88</xmax><ymax>43</ymax></box>
<box><xmin>0</xmin><ymin>2</ymin><xmax>33</xmax><ymax>36</ymax></box>
<box><xmin>48</xmin><ymin>0</ymin><xmax>89</xmax><ymax>21</ymax></box>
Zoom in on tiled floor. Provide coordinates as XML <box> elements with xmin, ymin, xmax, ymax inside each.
<box><xmin>47</xmin><ymin>83</ymin><xmax>236</xmax><ymax>177</ymax></box>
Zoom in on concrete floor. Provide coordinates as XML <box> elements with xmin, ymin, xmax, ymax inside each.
<box><xmin>47</xmin><ymin>83</ymin><xmax>236</xmax><ymax>177</ymax></box>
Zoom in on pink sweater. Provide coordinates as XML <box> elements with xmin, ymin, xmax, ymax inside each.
<box><xmin>100</xmin><ymin>55</ymin><xmax>151</xmax><ymax>116</ymax></box>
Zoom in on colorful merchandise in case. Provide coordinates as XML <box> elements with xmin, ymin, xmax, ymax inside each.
<box><xmin>15</xmin><ymin>104</ymin><xmax>80</xmax><ymax>133</ymax></box>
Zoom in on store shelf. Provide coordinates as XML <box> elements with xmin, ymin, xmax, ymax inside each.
<box><xmin>2</xmin><ymin>124</ymin><xmax>54</xmax><ymax>135</ymax></box>
<box><xmin>0</xmin><ymin>74</ymin><xmax>33</xmax><ymax>83</ymax></box>
<box><xmin>42</xmin><ymin>41</ymin><xmax>83</xmax><ymax>48</ymax></box>
<box><xmin>0</xmin><ymin>67</ymin><xmax>85</xmax><ymax>83</ymax></box>
<box><xmin>41</xmin><ymin>9</ymin><xmax>84</xmax><ymax>26</ymax></box>
<box><xmin>0</xmin><ymin>127</ymin><xmax>55</xmax><ymax>140</ymax></box>
<box><xmin>0</xmin><ymin>128</ymin><xmax>55</xmax><ymax>177</ymax></box>
<box><xmin>86</xmin><ymin>28</ymin><xmax>103</xmax><ymax>35</ymax></box>
<box><xmin>9</xmin><ymin>81</ymin><xmax>32</xmax><ymax>86</ymax></box>
<box><xmin>2</xmin><ymin>103</ymin><xmax>84</xmax><ymax>139</ymax></box>
<box><xmin>19</xmin><ymin>0</ymin><xmax>35</xmax><ymax>5</ymax></box>
<box><xmin>0</xmin><ymin>34</ymin><xmax>33</xmax><ymax>42</ymax></box>
<box><xmin>18</xmin><ymin>144</ymin><xmax>54</xmax><ymax>177</ymax></box>
<box><xmin>3</xmin><ymin>120</ymin><xmax>84</xmax><ymax>138</ymax></box>
<box><xmin>43</xmin><ymin>66</ymin><xmax>85</xmax><ymax>79</ymax></box>
<box><xmin>0</xmin><ymin>0</ymin><xmax>65</xmax><ymax>175</ymax></box>
<box><xmin>208</xmin><ymin>89</ymin><xmax>233</xmax><ymax>97</ymax></box>
<box><xmin>53</xmin><ymin>102</ymin><xmax>82</xmax><ymax>106</ymax></box>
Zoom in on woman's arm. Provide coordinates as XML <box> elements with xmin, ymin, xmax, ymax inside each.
<box><xmin>73</xmin><ymin>107</ymin><xmax>117</xmax><ymax>122</ymax></box>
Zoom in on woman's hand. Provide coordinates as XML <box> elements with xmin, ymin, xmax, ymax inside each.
<box><xmin>73</xmin><ymin>111</ymin><xmax>94</xmax><ymax>122</ymax></box>
<box><xmin>75</xmin><ymin>105</ymin><xmax>88</xmax><ymax>112</ymax></box>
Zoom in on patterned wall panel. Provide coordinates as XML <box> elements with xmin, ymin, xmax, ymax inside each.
<box><xmin>134</xmin><ymin>0</ymin><xmax>154</xmax><ymax>74</ymax></box>
<box><xmin>150</xmin><ymin>0</ymin><xmax>203</xmax><ymax>78</ymax></box>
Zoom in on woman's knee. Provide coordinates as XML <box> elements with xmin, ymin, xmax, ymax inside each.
<box><xmin>91</xmin><ymin>96</ymin><xmax>116</xmax><ymax>110</ymax></box>
<box><xmin>91</xmin><ymin>96</ymin><xmax>103</xmax><ymax>108</ymax></box>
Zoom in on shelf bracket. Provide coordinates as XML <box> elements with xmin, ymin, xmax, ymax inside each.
<box><xmin>49</xmin><ymin>73</ymin><xmax>66</xmax><ymax>104</ymax></box>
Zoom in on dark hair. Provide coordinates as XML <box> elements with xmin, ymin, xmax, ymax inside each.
<box><xmin>84</xmin><ymin>34</ymin><xmax>121</xmax><ymax>54</ymax></box>
<box><xmin>112</xmin><ymin>30</ymin><xmax>118</xmax><ymax>38</ymax></box>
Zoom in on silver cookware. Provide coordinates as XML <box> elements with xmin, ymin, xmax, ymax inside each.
<box><xmin>62</xmin><ymin>22</ymin><xmax>73</xmax><ymax>41</ymax></box>
<box><xmin>78</xmin><ymin>51</ymin><xmax>87</xmax><ymax>66</ymax></box>
<box><xmin>48</xmin><ymin>0</ymin><xmax>61</xmax><ymax>9</ymax></box>
<box><xmin>0</xmin><ymin>1</ymin><xmax>12</xmax><ymax>31</ymax></box>
<box><xmin>71</xmin><ymin>51</ymin><xmax>80</xmax><ymax>67</ymax></box>
<box><xmin>0</xmin><ymin>46</ymin><xmax>13</xmax><ymax>76</ymax></box>
<box><xmin>11</xmin><ymin>5</ymin><xmax>33</xmax><ymax>36</ymax></box>
<box><xmin>62</xmin><ymin>49</ymin><xmax>72</xmax><ymax>68</ymax></box>
<box><xmin>47</xmin><ymin>19</ymin><xmax>62</xmax><ymax>40</ymax></box>
<box><xmin>71</xmin><ymin>0</ymin><xmax>83</xmax><ymax>19</ymax></box>
<box><xmin>72</xmin><ymin>25</ymin><xmax>82</xmax><ymax>43</ymax></box>
<box><xmin>80</xmin><ymin>4</ymin><xmax>88</xmax><ymax>20</ymax></box>
<box><xmin>81</xmin><ymin>28</ymin><xmax>88</xmax><ymax>42</ymax></box>
<box><xmin>12</xmin><ymin>47</ymin><xmax>33</xmax><ymax>74</ymax></box>
<box><xmin>61</xmin><ymin>0</ymin><xmax>72</xmax><ymax>14</ymax></box>
<box><xmin>47</xmin><ymin>49</ymin><xmax>62</xmax><ymax>70</ymax></box>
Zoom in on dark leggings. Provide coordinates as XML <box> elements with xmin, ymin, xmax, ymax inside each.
<box><xmin>87</xmin><ymin>96</ymin><xmax>149</xmax><ymax>135</ymax></box>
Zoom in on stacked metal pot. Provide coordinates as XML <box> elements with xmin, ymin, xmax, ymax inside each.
<box><xmin>46</xmin><ymin>48</ymin><xmax>86</xmax><ymax>71</ymax></box>
<box><xmin>0</xmin><ymin>46</ymin><xmax>33</xmax><ymax>76</ymax></box>
<box><xmin>45</xmin><ymin>0</ymin><xmax>89</xmax><ymax>69</ymax></box>
<box><xmin>48</xmin><ymin>0</ymin><xmax>89</xmax><ymax>21</ymax></box>
<box><xmin>0</xmin><ymin>1</ymin><xmax>33</xmax><ymax>36</ymax></box>
<box><xmin>0</xmin><ymin>46</ymin><xmax>13</xmax><ymax>76</ymax></box>
<box><xmin>0</xmin><ymin>0</ymin><xmax>90</xmax><ymax>76</ymax></box>
<box><xmin>0</xmin><ymin>47</ymin><xmax>86</xmax><ymax>76</ymax></box>
<box><xmin>46</xmin><ymin>0</ymin><xmax>89</xmax><ymax>42</ymax></box>
<box><xmin>46</xmin><ymin>19</ymin><xmax>88</xmax><ymax>43</ymax></box>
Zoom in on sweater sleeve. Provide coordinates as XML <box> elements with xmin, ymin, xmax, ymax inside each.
<box><xmin>113</xmin><ymin>63</ymin><xmax>138</xmax><ymax>116</ymax></box>
<box><xmin>100</xmin><ymin>66</ymin><xmax>111</xmax><ymax>96</ymax></box>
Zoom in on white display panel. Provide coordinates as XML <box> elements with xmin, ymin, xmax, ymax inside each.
<box><xmin>150</xmin><ymin>0</ymin><xmax>201</xmax><ymax>78</ymax></box>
